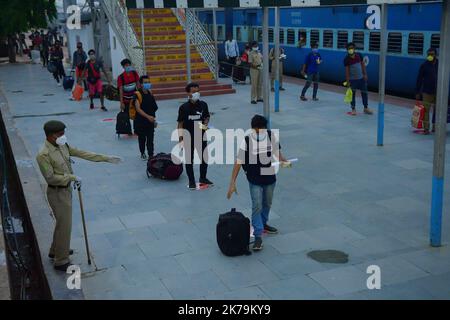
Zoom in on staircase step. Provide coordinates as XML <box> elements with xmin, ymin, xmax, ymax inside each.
<box><xmin>147</xmin><ymin>63</ymin><xmax>208</xmax><ymax>72</ymax></box>
<box><xmin>143</xmin><ymin>35</ymin><xmax>186</xmax><ymax>42</ymax></box>
<box><xmin>154</xmin><ymin>89</ymin><xmax>236</xmax><ymax>101</ymax></box>
<box><xmin>150</xmin><ymin>73</ymin><xmax>215</xmax><ymax>83</ymax></box>
<box><xmin>152</xmin><ymin>84</ymin><xmax>234</xmax><ymax>94</ymax></box>
<box><xmin>128</xmin><ymin>13</ymin><xmax>175</xmax><ymax>19</ymax></box>
<box><xmin>129</xmin><ymin>17</ymin><xmax>179</xmax><ymax>24</ymax></box>
<box><xmin>147</xmin><ymin>58</ymin><xmax>204</xmax><ymax>65</ymax></box>
<box><xmin>136</xmin><ymin>30</ymin><xmax>185</xmax><ymax>37</ymax></box>
<box><xmin>145</xmin><ymin>40</ymin><xmax>186</xmax><ymax>46</ymax></box>
<box><xmin>151</xmin><ymin>80</ymin><xmax>218</xmax><ymax>89</ymax></box>
<box><xmin>128</xmin><ymin>9</ymin><xmax>172</xmax><ymax>15</ymax></box>
<box><xmin>134</xmin><ymin>26</ymin><xmax>183</xmax><ymax>33</ymax></box>
<box><xmin>147</xmin><ymin>47</ymin><xmax>198</xmax><ymax>54</ymax></box>
<box><xmin>148</xmin><ymin>68</ymin><xmax>212</xmax><ymax>77</ymax></box>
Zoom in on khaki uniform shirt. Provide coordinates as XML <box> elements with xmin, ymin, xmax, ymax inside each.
<box><xmin>36</xmin><ymin>141</ymin><xmax>110</xmax><ymax>187</ymax></box>
<box><xmin>248</xmin><ymin>51</ymin><xmax>263</xmax><ymax>69</ymax></box>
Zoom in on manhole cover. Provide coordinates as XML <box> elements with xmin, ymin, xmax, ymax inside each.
<box><xmin>307</xmin><ymin>250</ymin><xmax>349</xmax><ymax>264</ymax></box>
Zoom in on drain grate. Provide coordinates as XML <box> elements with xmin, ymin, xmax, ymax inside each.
<box><xmin>307</xmin><ymin>250</ymin><xmax>349</xmax><ymax>264</ymax></box>
<box><xmin>43</xmin><ymin>94</ymin><xmax>55</xmax><ymax>97</ymax></box>
<box><xmin>11</xmin><ymin>90</ymin><xmax>23</xmax><ymax>93</ymax></box>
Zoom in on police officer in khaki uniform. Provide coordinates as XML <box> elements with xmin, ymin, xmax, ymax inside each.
<box><xmin>248</xmin><ymin>41</ymin><xmax>263</xmax><ymax>104</ymax></box>
<box><xmin>36</xmin><ymin>121</ymin><xmax>121</xmax><ymax>271</ymax></box>
<box><xmin>269</xmin><ymin>47</ymin><xmax>286</xmax><ymax>92</ymax></box>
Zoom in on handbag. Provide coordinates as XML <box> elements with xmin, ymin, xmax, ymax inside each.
<box><xmin>344</xmin><ymin>88</ymin><xmax>353</xmax><ymax>104</ymax></box>
<box><xmin>411</xmin><ymin>102</ymin><xmax>425</xmax><ymax>129</ymax></box>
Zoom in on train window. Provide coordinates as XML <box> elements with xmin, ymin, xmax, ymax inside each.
<box><xmin>337</xmin><ymin>31</ymin><xmax>348</xmax><ymax>49</ymax></box>
<box><xmin>369</xmin><ymin>32</ymin><xmax>380</xmax><ymax>52</ymax></box>
<box><xmin>236</xmin><ymin>27</ymin><xmax>242</xmax><ymax>42</ymax></box>
<box><xmin>431</xmin><ymin>34</ymin><xmax>440</xmax><ymax>50</ymax></box>
<box><xmin>258</xmin><ymin>28</ymin><xmax>262</xmax><ymax>42</ymax></box>
<box><xmin>269</xmin><ymin>28</ymin><xmax>274</xmax><ymax>43</ymax></box>
<box><xmin>408</xmin><ymin>33</ymin><xmax>424</xmax><ymax>55</ymax></box>
<box><xmin>323</xmin><ymin>30</ymin><xmax>333</xmax><ymax>48</ymax></box>
<box><xmin>388</xmin><ymin>32</ymin><xmax>402</xmax><ymax>53</ymax></box>
<box><xmin>280</xmin><ymin>29</ymin><xmax>285</xmax><ymax>44</ymax></box>
<box><xmin>353</xmin><ymin>31</ymin><xmax>365</xmax><ymax>50</ymax></box>
<box><xmin>298</xmin><ymin>29</ymin><xmax>307</xmax><ymax>47</ymax></box>
<box><xmin>310</xmin><ymin>30</ymin><xmax>320</xmax><ymax>47</ymax></box>
<box><xmin>287</xmin><ymin>29</ymin><xmax>295</xmax><ymax>45</ymax></box>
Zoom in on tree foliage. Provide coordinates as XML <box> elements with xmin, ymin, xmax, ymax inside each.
<box><xmin>0</xmin><ymin>0</ymin><xmax>57</xmax><ymax>37</ymax></box>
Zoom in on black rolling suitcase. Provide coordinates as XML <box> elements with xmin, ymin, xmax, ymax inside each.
<box><xmin>116</xmin><ymin>111</ymin><xmax>132</xmax><ymax>137</ymax></box>
<box><xmin>217</xmin><ymin>208</ymin><xmax>252</xmax><ymax>257</ymax></box>
<box><xmin>63</xmin><ymin>70</ymin><xmax>75</xmax><ymax>90</ymax></box>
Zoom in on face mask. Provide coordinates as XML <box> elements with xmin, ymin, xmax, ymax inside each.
<box><xmin>253</xmin><ymin>47</ymin><xmax>259</xmax><ymax>51</ymax></box>
<box><xmin>143</xmin><ymin>83</ymin><xmax>152</xmax><ymax>91</ymax></box>
<box><xmin>125</xmin><ymin>66</ymin><xmax>134</xmax><ymax>73</ymax></box>
<box><xmin>251</xmin><ymin>131</ymin><xmax>267</xmax><ymax>142</ymax></box>
<box><xmin>77</xmin><ymin>47</ymin><xmax>82</xmax><ymax>50</ymax></box>
<box><xmin>191</xmin><ymin>92</ymin><xmax>201</xmax><ymax>102</ymax></box>
<box><xmin>312</xmin><ymin>49</ymin><xmax>319</xmax><ymax>54</ymax></box>
<box><xmin>427</xmin><ymin>55</ymin><xmax>435</xmax><ymax>62</ymax></box>
<box><xmin>89</xmin><ymin>54</ymin><xmax>96</xmax><ymax>60</ymax></box>
<box><xmin>348</xmin><ymin>49</ymin><xmax>355</xmax><ymax>55</ymax></box>
<box><xmin>56</xmin><ymin>135</ymin><xmax>67</xmax><ymax>146</ymax></box>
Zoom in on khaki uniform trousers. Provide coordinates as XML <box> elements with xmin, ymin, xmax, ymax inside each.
<box><xmin>422</xmin><ymin>93</ymin><xmax>436</xmax><ymax>131</ymax></box>
<box><xmin>250</xmin><ymin>68</ymin><xmax>263</xmax><ymax>101</ymax></box>
<box><xmin>47</xmin><ymin>187</ymin><xmax>73</xmax><ymax>266</ymax></box>
<box><xmin>270</xmin><ymin>61</ymin><xmax>284</xmax><ymax>89</ymax></box>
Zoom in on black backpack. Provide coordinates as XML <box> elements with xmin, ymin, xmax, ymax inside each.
<box><xmin>116</xmin><ymin>111</ymin><xmax>132</xmax><ymax>137</ymax></box>
<box><xmin>217</xmin><ymin>209</ymin><xmax>252</xmax><ymax>257</ymax></box>
<box><xmin>147</xmin><ymin>153</ymin><xmax>183</xmax><ymax>180</ymax></box>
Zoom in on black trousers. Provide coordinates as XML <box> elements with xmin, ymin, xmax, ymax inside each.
<box><xmin>138</xmin><ymin>126</ymin><xmax>155</xmax><ymax>157</ymax></box>
<box><xmin>123</xmin><ymin>101</ymin><xmax>136</xmax><ymax>133</ymax></box>
<box><xmin>226</xmin><ymin>57</ymin><xmax>237</xmax><ymax>78</ymax></box>
<box><xmin>52</xmin><ymin>61</ymin><xmax>66</xmax><ymax>82</ymax></box>
<box><xmin>185</xmin><ymin>140</ymin><xmax>208</xmax><ymax>183</ymax></box>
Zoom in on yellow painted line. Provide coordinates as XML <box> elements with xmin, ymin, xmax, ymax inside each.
<box><xmin>147</xmin><ymin>54</ymin><xmax>201</xmax><ymax>61</ymax></box>
<box><xmin>143</xmin><ymin>35</ymin><xmax>185</xmax><ymax>41</ymax></box>
<box><xmin>129</xmin><ymin>17</ymin><xmax>178</xmax><ymax>24</ymax></box>
<box><xmin>129</xmin><ymin>9</ymin><xmax>172</xmax><ymax>15</ymax></box>
<box><xmin>150</xmin><ymin>73</ymin><xmax>214</xmax><ymax>83</ymax></box>
<box><xmin>147</xmin><ymin>63</ymin><xmax>207</xmax><ymax>71</ymax></box>
<box><xmin>133</xmin><ymin>26</ymin><xmax>184</xmax><ymax>33</ymax></box>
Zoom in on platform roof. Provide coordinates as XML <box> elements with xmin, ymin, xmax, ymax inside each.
<box><xmin>126</xmin><ymin>0</ymin><xmax>439</xmax><ymax>10</ymax></box>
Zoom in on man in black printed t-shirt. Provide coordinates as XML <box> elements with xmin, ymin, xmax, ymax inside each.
<box><xmin>177</xmin><ymin>83</ymin><xmax>213</xmax><ymax>190</ymax></box>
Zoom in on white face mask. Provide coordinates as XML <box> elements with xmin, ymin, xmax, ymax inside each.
<box><xmin>253</xmin><ymin>47</ymin><xmax>259</xmax><ymax>51</ymax></box>
<box><xmin>56</xmin><ymin>135</ymin><xmax>67</xmax><ymax>146</ymax></box>
<box><xmin>191</xmin><ymin>92</ymin><xmax>201</xmax><ymax>102</ymax></box>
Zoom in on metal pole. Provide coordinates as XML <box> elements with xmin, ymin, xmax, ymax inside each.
<box><xmin>186</xmin><ymin>9</ymin><xmax>192</xmax><ymax>83</ymax></box>
<box><xmin>274</xmin><ymin>7</ymin><xmax>280</xmax><ymax>113</ymax></box>
<box><xmin>430</xmin><ymin>0</ymin><xmax>450</xmax><ymax>247</ymax></box>
<box><xmin>377</xmin><ymin>3</ymin><xmax>388</xmax><ymax>146</ymax></box>
<box><xmin>140</xmin><ymin>10</ymin><xmax>146</xmax><ymax>75</ymax></box>
<box><xmin>262</xmin><ymin>7</ymin><xmax>270</xmax><ymax>125</ymax></box>
<box><xmin>213</xmin><ymin>8</ymin><xmax>219</xmax><ymax>80</ymax></box>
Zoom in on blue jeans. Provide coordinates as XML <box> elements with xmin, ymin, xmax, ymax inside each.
<box><xmin>249</xmin><ymin>182</ymin><xmax>276</xmax><ymax>237</ymax></box>
<box><xmin>301</xmin><ymin>72</ymin><xmax>320</xmax><ymax>98</ymax></box>
<box><xmin>350</xmin><ymin>78</ymin><xmax>368</xmax><ymax>109</ymax></box>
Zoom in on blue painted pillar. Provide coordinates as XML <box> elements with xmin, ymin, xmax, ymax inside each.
<box><xmin>377</xmin><ymin>4</ymin><xmax>388</xmax><ymax>147</ymax></box>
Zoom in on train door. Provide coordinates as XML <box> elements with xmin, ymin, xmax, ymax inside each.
<box><xmin>247</xmin><ymin>12</ymin><xmax>257</xmax><ymax>43</ymax></box>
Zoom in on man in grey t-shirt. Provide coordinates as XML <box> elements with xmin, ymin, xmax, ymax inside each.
<box><xmin>344</xmin><ymin>43</ymin><xmax>373</xmax><ymax>116</ymax></box>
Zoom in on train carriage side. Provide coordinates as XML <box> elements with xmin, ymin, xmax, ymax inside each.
<box><xmin>197</xmin><ymin>3</ymin><xmax>445</xmax><ymax>99</ymax></box>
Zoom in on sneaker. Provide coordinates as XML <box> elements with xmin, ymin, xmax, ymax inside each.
<box><xmin>199</xmin><ymin>178</ymin><xmax>214</xmax><ymax>186</ymax></box>
<box><xmin>141</xmin><ymin>154</ymin><xmax>148</xmax><ymax>161</ymax></box>
<box><xmin>279</xmin><ymin>87</ymin><xmax>286</xmax><ymax>91</ymax></box>
<box><xmin>364</xmin><ymin>108</ymin><xmax>374</xmax><ymax>115</ymax></box>
<box><xmin>271</xmin><ymin>88</ymin><xmax>275</xmax><ymax>92</ymax></box>
<box><xmin>188</xmin><ymin>182</ymin><xmax>197</xmax><ymax>190</ymax></box>
<box><xmin>251</xmin><ymin>101</ymin><xmax>257</xmax><ymax>104</ymax></box>
<box><xmin>351</xmin><ymin>109</ymin><xmax>357</xmax><ymax>116</ymax></box>
<box><xmin>300</xmin><ymin>96</ymin><xmax>307</xmax><ymax>101</ymax></box>
<box><xmin>49</xmin><ymin>250</ymin><xmax>73</xmax><ymax>259</ymax></box>
<box><xmin>57</xmin><ymin>83</ymin><xmax>62</xmax><ymax>87</ymax></box>
<box><xmin>253</xmin><ymin>237</ymin><xmax>263</xmax><ymax>251</ymax></box>
<box><xmin>313</xmin><ymin>97</ymin><xmax>319</xmax><ymax>101</ymax></box>
<box><xmin>54</xmin><ymin>262</ymin><xmax>72</xmax><ymax>272</ymax></box>
<box><xmin>101</xmin><ymin>106</ymin><xmax>108</xmax><ymax>112</ymax></box>
<box><xmin>264</xmin><ymin>224</ymin><xmax>278</xmax><ymax>234</ymax></box>
<box><xmin>423</xmin><ymin>129</ymin><xmax>430</xmax><ymax>135</ymax></box>
<box><xmin>90</xmin><ymin>104</ymin><xmax>94</xmax><ymax>110</ymax></box>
